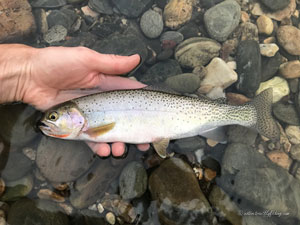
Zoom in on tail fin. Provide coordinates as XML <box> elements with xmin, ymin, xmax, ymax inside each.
<box><xmin>249</xmin><ymin>88</ymin><xmax>280</xmax><ymax>141</ymax></box>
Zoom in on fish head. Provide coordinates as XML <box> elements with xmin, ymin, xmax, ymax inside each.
<box><xmin>39</xmin><ymin>103</ymin><xmax>85</xmax><ymax>139</ymax></box>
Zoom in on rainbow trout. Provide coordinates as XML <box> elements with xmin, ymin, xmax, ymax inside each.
<box><xmin>39</xmin><ymin>88</ymin><xmax>280</xmax><ymax>157</ymax></box>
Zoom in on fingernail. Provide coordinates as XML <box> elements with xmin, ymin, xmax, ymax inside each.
<box><xmin>114</xmin><ymin>144</ymin><xmax>128</xmax><ymax>159</ymax></box>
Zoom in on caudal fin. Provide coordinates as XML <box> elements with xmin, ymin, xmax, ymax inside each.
<box><xmin>249</xmin><ymin>88</ymin><xmax>280</xmax><ymax>141</ymax></box>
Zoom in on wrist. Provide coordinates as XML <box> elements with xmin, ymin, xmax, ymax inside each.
<box><xmin>0</xmin><ymin>44</ymin><xmax>36</xmax><ymax>104</ymax></box>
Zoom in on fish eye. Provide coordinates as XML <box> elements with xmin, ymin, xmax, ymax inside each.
<box><xmin>48</xmin><ymin>111</ymin><xmax>58</xmax><ymax>121</ymax></box>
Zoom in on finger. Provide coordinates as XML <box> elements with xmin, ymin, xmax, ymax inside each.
<box><xmin>111</xmin><ymin>142</ymin><xmax>126</xmax><ymax>157</ymax></box>
<box><xmin>91</xmin><ymin>52</ymin><xmax>141</xmax><ymax>75</ymax></box>
<box><xmin>97</xmin><ymin>75</ymin><xmax>147</xmax><ymax>91</ymax></box>
<box><xmin>137</xmin><ymin>144</ymin><xmax>150</xmax><ymax>151</ymax></box>
<box><xmin>87</xmin><ymin>142</ymin><xmax>111</xmax><ymax>157</ymax></box>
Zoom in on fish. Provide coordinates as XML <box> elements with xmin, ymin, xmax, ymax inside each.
<box><xmin>39</xmin><ymin>88</ymin><xmax>280</xmax><ymax>158</ymax></box>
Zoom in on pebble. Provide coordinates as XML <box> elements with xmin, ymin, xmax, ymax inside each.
<box><xmin>256</xmin><ymin>76</ymin><xmax>290</xmax><ymax>103</ymax></box>
<box><xmin>266</xmin><ymin>151</ymin><xmax>292</xmax><ymax>170</ymax></box>
<box><xmin>140</xmin><ymin>9</ymin><xmax>164</xmax><ymax>39</ymax></box>
<box><xmin>261</xmin><ymin>52</ymin><xmax>286</xmax><ymax>81</ymax></box>
<box><xmin>160</xmin><ymin>31</ymin><xmax>184</xmax><ymax>49</ymax></box>
<box><xmin>290</xmin><ymin>144</ymin><xmax>300</xmax><ymax>161</ymax></box>
<box><xmin>88</xmin><ymin>0</ymin><xmax>113</xmax><ymax>15</ymax></box>
<box><xmin>157</xmin><ymin>49</ymin><xmax>173</xmax><ymax>60</ymax></box>
<box><xmin>279</xmin><ymin>60</ymin><xmax>300</xmax><ymax>79</ymax></box>
<box><xmin>165</xmin><ymin>73</ymin><xmax>201</xmax><ymax>94</ymax></box>
<box><xmin>177</xmin><ymin>22</ymin><xmax>201</xmax><ymax>39</ymax></box>
<box><xmin>47</xmin><ymin>8</ymin><xmax>78</xmax><ymax>31</ymax></box>
<box><xmin>198</xmin><ymin>57</ymin><xmax>238</xmax><ymax>94</ymax></box>
<box><xmin>236</xmin><ymin>40</ymin><xmax>261</xmax><ymax>97</ymax></box>
<box><xmin>43</xmin><ymin>25</ymin><xmax>68</xmax><ymax>43</ymax></box>
<box><xmin>260</xmin><ymin>0</ymin><xmax>290</xmax><ymax>11</ymax></box>
<box><xmin>163</xmin><ymin>0</ymin><xmax>194</xmax><ymax>29</ymax></box>
<box><xmin>256</xmin><ymin>15</ymin><xmax>274</xmax><ymax>35</ymax></box>
<box><xmin>273</xmin><ymin>102</ymin><xmax>300</xmax><ymax>125</ymax></box>
<box><xmin>0</xmin><ymin>179</ymin><xmax>4</xmax><ymax>198</ymax></box>
<box><xmin>277</xmin><ymin>25</ymin><xmax>300</xmax><ymax>55</ymax></box>
<box><xmin>227</xmin><ymin>125</ymin><xmax>258</xmax><ymax>146</ymax></box>
<box><xmin>285</xmin><ymin>126</ymin><xmax>300</xmax><ymax>144</ymax></box>
<box><xmin>204</xmin><ymin>0</ymin><xmax>241</xmax><ymax>42</ymax></box>
<box><xmin>81</xmin><ymin>5</ymin><xmax>99</xmax><ymax>18</ymax></box>
<box><xmin>240</xmin><ymin>11</ymin><xmax>249</xmax><ymax>23</ymax></box>
<box><xmin>97</xmin><ymin>203</ymin><xmax>104</xmax><ymax>213</ymax></box>
<box><xmin>288</xmin><ymin>78</ymin><xmax>299</xmax><ymax>93</ymax></box>
<box><xmin>58</xmin><ymin>203</ymin><xmax>74</xmax><ymax>215</ymax></box>
<box><xmin>37</xmin><ymin>189</ymin><xmax>65</xmax><ymax>203</ymax></box>
<box><xmin>106</xmin><ymin>212</ymin><xmax>116</xmax><ymax>225</ymax></box>
<box><xmin>175</xmin><ymin>37</ymin><xmax>221</xmax><ymax>68</ymax></box>
<box><xmin>237</xmin><ymin>22</ymin><xmax>259</xmax><ymax>41</ymax></box>
<box><xmin>259</xmin><ymin>43</ymin><xmax>279</xmax><ymax>57</ymax></box>
<box><xmin>112</xmin><ymin>0</ymin><xmax>152</xmax><ymax>18</ymax></box>
<box><xmin>22</xmin><ymin>147</ymin><xmax>36</xmax><ymax>161</ymax></box>
<box><xmin>119</xmin><ymin>161</ymin><xmax>147</xmax><ymax>200</ymax></box>
<box><xmin>30</xmin><ymin>0</ymin><xmax>67</xmax><ymax>8</ymax></box>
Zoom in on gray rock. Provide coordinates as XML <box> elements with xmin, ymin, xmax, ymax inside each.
<box><xmin>43</xmin><ymin>25</ymin><xmax>68</xmax><ymax>44</ymax></box>
<box><xmin>36</xmin><ymin>136</ymin><xmax>96</xmax><ymax>182</ymax></box>
<box><xmin>260</xmin><ymin>0</ymin><xmax>290</xmax><ymax>11</ymax></box>
<box><xmin>165</xmin><ymin>73</ymin><xmax>201</xmax><ymax>94</ymax></box>
<box><xmin>175</xmin><ymin>37</ymin><xmax>221</xmax><ymax>68</ymax></box>
<box><xmin>273</xmin><ymin>102</ymin><xmax>300</xmax><ymax>125</ymax></box>
<box><xmin>160</xmin><ymin>31</ymin><xmax>184</xmax><ymax>48</ymax></box>
<box><xmin>157</xmin><ymin>49</ymin><xmax>174</xmax><ymax>61</ymax></box>
<box><xmin>261</xmin><ymin>53</ymin><xmax>285</xmax><ymax>82</ymax></box>
<box><xmin>236</xmin><ymin>40</ymin><xmax>261</xmax><ymax>97</ymax></box>
<box><xmin>30</xmin><ymin>0</ymin><xmax>67</xmax><ymax>8</ymax></box>
<box><xmin>178</xmin><ymin>22</ymin><xmax>201</xmax><ymax>39</ymax></box>
<box><xmin>227</xmin><ymin>125</ymin><xmax>258</xmax><ymax>146</ymax></box>
<box><xmin>67</xmin><ymin>0</ymin><xmax>86</xmax><ymax>3</ymax></box>
<box><xmin>235</xmin><ymin>22</ymin><xmax>259</xmax><ymax>41</ymax></box>
<box><xmin>119</xmin><ymin>161</ymin><xmax>147</xmax><ymax>200</ymax></box>
<box><xmin>88</xmin><ymin>0</ymin><xmax>113</xmax><ymax>15</ymax></box>
<box><xmin>140</xmin><ymin>9</ymin><xmax>163</xmax><ymax>39</ymax></box>
<box><xmin>47</xmin><ymin>8</ymin><xmax>78</xmax><ymax>30</ymax></box>
<box><xmin>140</xmin><ymin>59</ymin><xmax>182</xmax><ymax>85</ymax></box>
<box><xmin>290</xmin><ymin>144</ymin><xmax>300</xmax><ymax>161</ymax></box>
<box><xmin>112</xmin><ymin>0</ymin><xmax>153</xmax><ymax>18</ymax></box>
<box><xmin>204</xmin><ymin>0</ymin><xmax>241</xmax><ymax>42</ymax></box>
<box><xmin>149</xmin><ymin>158</ymin><xmax>214</xmax><ymax>225</ymax></box>
<box><xmin>171</xmin><ymin>136</ymin><xmax>206</xmax><ymax>154</ymax></box>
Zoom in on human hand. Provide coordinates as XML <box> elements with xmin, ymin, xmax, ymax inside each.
<box><xmin>0</xmin><ymin>44</ymin><xmax>149</xmax><ymax>157</ymax></box>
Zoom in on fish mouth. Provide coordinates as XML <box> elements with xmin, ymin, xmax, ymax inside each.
<box><xmin>38</xmin><ymin>121</ymin><xmax>55</xmax><ymax>134</ymax></box>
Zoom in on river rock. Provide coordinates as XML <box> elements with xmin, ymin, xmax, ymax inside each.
<box><xmin>165</xmin><ymin>73</ymin><xmax>201</xmax><ymax>93</ymax></box>
<box><xmin>286</xmin><ymin>126</ymin><xmax>300</xmax><ymax>145</ymax></box>
<box><xmin>236</xmin><ymin>40</ymin><xmax>261</xmax><ymax>97</ymax></box>
<box><xmin>266</xmin><ymin>150</ymin><xmax>292</xmax><ymax>170</ymax></box>
<box><xmin>7</xmin><ymin>199</ymin><xmax>69</xmax><ymax>225</ymax></box>
<box><xmin>277</xmin><ymin>25</ymin><xmax>300</xmax><ymax>55</ymax></box>
<box><xmin>259</xmin><ymin>0</ymin><xmax>290</xmax><ymax>11</ymax></box>
<box><xmin>279</xmin><ymin>61</ymin><xmax>300</xmax><ymax>79</ymax></box>
<box><xmin>175</xmin><ymin>37</ymin><xmax>221</xmax><ymax>68</ymax></box>
<box><xmin>36</xmin><ymin>136</ymin><xmax>96</xmax><ymax>182</ymax></box>
<box><xmin>261</xmin><ymin>53</ymin><xmax>285</xmax><ymax>81</ymax></box>
<box><xmin>178</xmin><ymin>22</ymin><xmax>201</xmax><ymax>39</ymax></box>
<box><xmin>273</xmin><ymin>102</ymin><xmax>300</xmax><ymax>125</ymax></box>
<box><xmin>163</xmin><ymin>0</ymin><xmax>194</xmax><ymax>30</ymax></box>
<box><xmin>140</xmin><ymin>9</ymin><xmax>164</xmax><ymax>39</ymax></box>
<box><xmin>236</xmin><ymin>22</ymin><xmax>259</xmax><ymax>41</ymax></box>
<box><xmin>198</xmin><ymin>57</ymin><xmax>238</xmax><ymax>94</ymax></box>
<box><xmin>256</xmin><ymin>15</ymin><xmax>274</xmax><ymax>35</ymax></box>
<box><xmin>43</xmin><ymin>25</ymin><xmax>67</xmax><ymax>43</ymax></box>
<box><xmin>140</xmin><ymin>59</ymin><xmax>182</xmax><ymax>84</ymax></box>
<box><xmin>171</xmin><ymin>136</ymin><xmax>206</xmax><ymax>154</ymax></box>
<box><xmin>112</xmin><ymin>0</ymin><xmax>152</xmax><ymax>18</ymax></box>
<box><xmin>259</xmin><ymin>43</ymin><xmax>279</xmax><ymax>57</ymax></box>
<box><xmin>119</xmin><ymin>161</ymin><xmax>147</xmax><ymax>200</ymax></box>
<box><xmin>47</xmin><ymin>8</ymin><xmax>78</xmax><ymax>30</ymax></box>
<box><xmin>227</xmin><ymin>125</ymin><xmax>258</xmax><ymax>146</ymax></box>
<box><xmin>149</xmin><ymin>158</ymin><xmax>214</xmax><ymax>224</ymax></box>
<box><xmin>0</xmin><ymin>0</ymin><xmax>36</xmax><ymax>43</ymax></box>
<box><xmin>204</xmin><ymin>0</ymin><xmax>241</xmax><ymax>42</ymax></box>
<box><xmin>160</xmin><ymin>31</ymin><xmax>184</xmax><ymax>50</ymax></box>
<box><xmin>30</xmin><ymin>0</ymin><xmax>67</xmax><ymax>8</ymax></box>
<box><xmin>290</xmin><ymin>144</ymin><xmax>300</xmax><ymax>161</ymax></box>
<box><xmin>88</xmin><ymin>0</ymin><xmax>113</xmax><ymax>15</ymax></box>
<box><xmin>256</xmin><ymin>76</ymin><xmax>290</xmax><ymax>103</ymax></box>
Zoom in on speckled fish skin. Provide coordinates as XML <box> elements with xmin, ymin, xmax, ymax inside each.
<box><xmin>40</xmin><ymin>88</ymin><xmax>280</xmax><ymax>143</ymax></box>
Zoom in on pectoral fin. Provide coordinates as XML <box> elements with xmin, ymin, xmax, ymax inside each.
<box><xmin>85</xmin><ymin>122</ymin><xmax>115</xmax><ymax>138</ymax></box>
<box><xmin>153</xmin><ymin>139</ymin><xmax>170</xmax><ymax>158</ymax></box>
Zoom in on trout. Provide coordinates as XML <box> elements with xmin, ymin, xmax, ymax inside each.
<box><xmin>39</xmin><ymin>88</ymin><xmax>280</xmax><ymax>157</ymax></box>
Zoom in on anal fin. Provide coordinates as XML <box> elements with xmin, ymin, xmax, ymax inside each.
<box><xmin>153</xmin><ymin>139</ymin><xmax>170</xmax><ymax>158</ymax></box>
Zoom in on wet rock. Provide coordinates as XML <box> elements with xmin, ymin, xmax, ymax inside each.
<box><xmin>140</xmin><ymin>59</ymin><xmax>182</xmax><ymax>84</ymax></box>
<box><xmin>198</xmin><ymin>57</ymin><xmax>237</xmax><ymax>94</ymax></box>
<box><xmin>43</xmin><ymin>25</ymin><xmax>67</xmax><ymax>43</ymax></box>
<box><xmin>160</xmin><ymin>31</ymin><xmax>184</xmax><ymax>49</ymax></box>
<box><xmin>90</xmin><ymin>22</ymin><xmax>122</xmax><ymax>39</ymax></box>
<box><xmin>37</xmin><ymin>189</ymin><xmax>65</xmax><ymax>203</ymax></box>
<box><xmin>261</xmin><ymin>53</ymin><xmax>285</xmax><ymax>81</ymax></box>
<box><xmin>288</xmin><ymin>79</ymin><xmax>299</xmax><ymax>93</ymax></box>
<box><xmin>171</xmin><ymin>136</ymin><xmax>206</xmax><ymax>154</ymax></box>
<box><xmin>178</xmin><ymin>22</ymin><xmax>201</xmax><ymax>39</ymax></box>
<box><xmin>106</xmin><ymin>212</ymin><xmax>115</xmax><ymax>225</ymax></box>
<box><xmin>88</xmin><ymin>0</ymin><xmax>113</xmax><ymax>15</ymax></box>
<box><xmin>290</xmin><ymin>144</ymin><xmax>300</xmax><ymax>161</ymax></box>
<box><xmin>0</xmin><ymin>0</ymin><xmax>36</xmax><ymax>42</ymax></box>
<box><xmin>266</xmin><ymin>150</ymin><xmax>292</xmax><ymax>170</ymax></box>
<box><xmin>175</xmin><ymin>37</ymin><xmax>221</xmax><ymax>68</ymax></box>
<box><xmin>227</xmin><ymin>125</ymin><xmax>258</xmax><ymax>146</ymax></box>
<box><xmin>273</xmin><ymin>102</ymin><xmax>300</xmax><ymax>125</ymax></box>
<box><xmin>259</xmin><ymin>43</ymin><xmax>279</xmax><ymax>57</ymax></box>
<box><xmin>33</xmin><ymin>8</ymin><xmax>48</xmax><ymax>34</ymax></box>
<box><xmin>165</xmin><ymin>73</ymin><xmax>201</xmax><ymax>94</ymax></box>
<box><xmin>0</xmin><ymin>104</ymin><xmax>39</xmax><ymax>147</ymax></box>
<box><xmin>260</xmin><ymin>0</ymin><xmax>290</xmax><ymax>11</ymax></box>
<box><xmin>47</xmin><ymin>8</ymin><xmax>78</xmax><ymax>30</ymax></box>
<box><xmin>149</xmin><ymin>158</ymin><xmax>214</xmax><ymax>225</ymax></box>
<box><xmin>256</xmin><ymin>76</ymin><xmax>289</xmax><ymax>103</ymax></box>
<box><xmin>157</xmin><ymin>49</ymin><xmax>174</xmax><ymax>60</ymax></box>
<box><xmin>204</xmin><ymin>0</ymin><xmax>241</xmax><ymax>42</ymax></box>
<box><xmin>7</xmin><ymin>199</ymin><xmax>69</xmax><ymax>225</ymax></box>
<box><xmin>279</xmin><ymin>60</ymin><xmax>300</xmax><ymax>79</ymax></box>
<box><xmin>112</xmin><ymin>0</ymin><xmax>152</xmax><ymax>18</ymax></box>
<box><xmin>163</xmin><ymin>0</ymin><xmax>194</xmax><ymax>30</ymax></box>
<box><xmin>286</xmin><ymin>126</ymin><xmax>300</xmax><ymax>145</ymax></box>
<box><xmin>63</xmin><ymin>32</ymin><xmax>98</xmax><ymax>48</ymax></box>
<box><xmin>236</xmin><ymin>40</ymin><xmax>261</xmax><ymax>97</ymax></box>
<box><xmin>119</xmin><ymin>161</ymin><xmax>147</xmax><ymax>200</ymax></box>
<box><xmin>1</xmin><ymin>152</ymin><xmax>33</xmax><ymax>181</ymax></box>
<box><xmin>140</xmin><ymin>9</ymin><xmax>164</xmax><ymax>39</ymax></box>
<box><xmin>0</xmin><ymin>179</ymin><xmax>4</xmax><ymax>198</ymax></box>
<box><xmin>67</xmin><ymin>0</ymin><xmax>85</xmax><ymax>3</ymax></box>
<box><xmin>30</xmin><ymin>0</ymin><xmax>67</xmax><ymax>8</ymax></box>
<box><xmin>277</xmin><ymin>25</ymin><xmax>300</xmax><ymax>55</ymax></box>
<box><xmin>36</xmin><ymin>136</ymin><xmax>96</xmax><ymax>183</ymax></box>
<box><xmin>237</xmin><ymin>22</ymin><xmax>259</xmax><ymax>41</ymax></box>
<box><xmin>256</xmin><ymin>15</ymin><xmax>274</xmax><ymax>35</ymax></box>
<box><xmin>81</xmin><ymin>5</ymin><xmax>99</xmax><ymax>18</ymax></box>
<box><xmin>1</xmin><ymin>174</ymin><xmax>33</xmax><ymax>201</ymax></box>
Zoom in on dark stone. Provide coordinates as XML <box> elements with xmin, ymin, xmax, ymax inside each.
<box><xmin>112</xmin><ymin>0</ymin><xmax>153</xmax><ymax>18</ymax></box>
<box><xmin>63</xmin><ymin>32</ymin><xmax>98</xmax><ymax>48</ymax></box>
<box><xmin>154</xmin><ymin>0</ymin><xmax>168</xmax><ymax>8</ymax></box>
<box><xmin>36</xmin><ymin>136</ymin><xmax>96</xmax><ymax>182</ymax></box>
<box><xmin>139</xmin><ymin>59</ymin><xmax>182</xmax><ymax>85</ymax></box>
<box><xmin>171</xmin><ymin>136</ymin><xmax>206</xmax><ymax>154</ymax></box>
<box><xmin>140</xmin><ymin>9</ymin><xmax>164</xmax><ymax>39</ymax></box>
<box><xmin>165</xmin><ymin>73</ymin><xmax>201</xmax><ymax>94</ymax></box>
<box><xmin>200</xmin><ymin>0</ymin><xmax>224</xmax><ymax>9</ymax></box>
<box><xmin>30</xmin><ymin>0</ymin><xmax>67</xmax><ymax>8</ymax></box>
<box><xmin>160</xmin><ymin>31</ymin><xmax>184</xmax><ymax>50</ymax></box>
<box><xmin>88</xmin><ymin>0</ymin><xmax>113</xmax><ymax>15</ymax></box>
<box><xmin>236</xmin><ymin>40</ymin><xmax>261</xmax><ymax>97</ymax></box>
<box><xmin>178</xmin><ymin>22</ymin><xmax>201</xmax><ymax>39</ymax></box>
<box><xmin>157</xmin><ymin>49</ymin><xmax>173</xmax><ymax>61</ymax></box>
<box><xmin>91</xmin><ymin>23</ymin><xmax>122</xmax><ymax>39</ymax></box>
<box><xmin>47</xmin><ymin>8</ymin><xmax>78</xmax><ymax>30</ymax></box>
<box><xmin>261</xmin><ymin>53</ymin><xmax>285</xmax><ymax>82</ymax></box>
<box><xmin>259</xmin><ymin>0</ymin><xmax>290</xmax><ymax>11</ymax></box>
<box><xmin>273</xmin><ymin>102</ymin><xmax>300</xmax><ymax>126</ymax></box>
<box><xmin>227</xmin><ymin>125</ymin><xmax>258</xmax><ymax>146</ymax></box>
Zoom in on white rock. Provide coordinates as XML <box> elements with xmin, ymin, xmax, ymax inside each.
<box><xmin>81</xmin><ymin>5</ymin><xmax>99</xmax><ymax>18</ymax></box>
<box><xmin>259</xmin><ymin>43</ymin><xmax>279</xmax><ymax>57</ymax></box>
<box><xmin>226</xmin><ymin>61</ymin><xmax>237</xmax><ymax>70</ymax></box>
<box><xmin>256</xmin><ymin>76</ymin><xmax>290</xmax><ymax>103</ymax></box>
<box><xmin>206</xmin><ymin>86</ymin><xmax>226</xmax><ymax>99</ymax></box>
<box><xmin>285</xmin><ymin>125</ymin><xmax>300</xmax><ymax>145</ymax></box>
<box><xmin>198</xmin><ymin>57</ymin><xmax>238</xmax><ymax>94</ymax></box>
